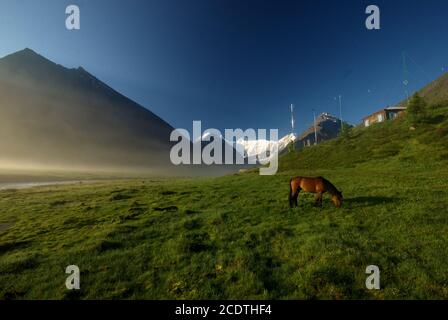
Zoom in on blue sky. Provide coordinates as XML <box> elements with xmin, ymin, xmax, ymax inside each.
<box><xmin>1</xmin><ymin>0</ymin><xmax>447</xmax><ymax>137</ymax></box>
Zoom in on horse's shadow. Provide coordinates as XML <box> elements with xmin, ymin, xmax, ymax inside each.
<box><xmin>345</xmin><ymin>196</ymin><xmax>400</xmax><ymax>208</ymax></box>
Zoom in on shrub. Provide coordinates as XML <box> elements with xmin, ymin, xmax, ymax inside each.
<box><xmin>407</xmin><ymin>93</ymin><xmax>427</xmax><ymax>125</ymax></box>
<box><xmin>338</xmin><ymin>123</ymin><xmax>352</xmax><ymax>139</ymax></box>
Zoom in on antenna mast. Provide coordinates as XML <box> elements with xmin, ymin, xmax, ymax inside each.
<box><xmin>402</xmin><ymin>51</ymin><xmax>410</xmax><ymax>105</ymax></box>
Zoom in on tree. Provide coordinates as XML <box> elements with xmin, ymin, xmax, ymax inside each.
<box><xmin>407</xmin><ymin>93</ymin><xmax>427</xmax><ymax>125</ymax></box>
<box><xmin>339</xmin><ymin>123</ymin><xmax>351</xmax><ymax>139</ymax></box>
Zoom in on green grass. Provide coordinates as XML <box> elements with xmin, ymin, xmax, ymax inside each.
<box><xmin>1</xmin><ymin>101</ymin><xmax>448</xmax><ymax>300</ymax></box>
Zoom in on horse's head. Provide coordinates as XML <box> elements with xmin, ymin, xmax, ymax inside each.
<box><xmin>331</xmin><ymin>191</ymin><xmax>343</xmax><ymax>208</ymax></box>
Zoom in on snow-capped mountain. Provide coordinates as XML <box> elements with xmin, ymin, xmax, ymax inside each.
<box><xmin>195</xmin><ymin>112</ymin><xmax>350</xmax><ymax>163</ymax></box>
<box><xmin>236</xmin><ymin>133</ymin><xmax>297</xmax><ymax>161</ymax></box>
<box><xmin>197</xmin><ymin>132</ymin><xmax>297</xmax><ymax>162</ymax></box>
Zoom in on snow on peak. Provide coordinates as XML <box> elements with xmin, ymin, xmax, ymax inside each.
<box><xmin>195</xmin><ymin>131</ymin><xmax>297</xmax><ymax>162</ymax></box>
<box><xmin>236</xmin><ymin>132</ymin><xmax>297</xmax><ymax>161</ymax></box>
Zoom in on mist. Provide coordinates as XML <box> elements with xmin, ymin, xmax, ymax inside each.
<box><xmin>0</xmin><ymin>49</ymin><xmax>180</xmax><ymax>177</ymax></box>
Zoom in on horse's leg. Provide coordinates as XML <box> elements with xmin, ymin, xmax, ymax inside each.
<box><xmin>316</xmin><ymin>192</ymin><xmax>323</xmax><ymax>208</ymax></box>
<box><xmin>294</xmin><ymin>189</ymin><xmax>300</xmax><ymax>207</ymax></box>
<box><xmin>314</xmin><ymin>193</ymin><xmax>320</xmax><ymax>206</ymax></box>
<box><xmin>289</xmin><ymin>187</ymin><xmax>296</xmax><ymax>208</ymax></box>
<box><xmin>289</xmin><ymin>192</ymin><xmax>293</xmax><ymax>208</ymax></box>
<box><xmin>289</xmin><ymin>181</ymin><xmax>301</xmax><ymax>208</ymax></box>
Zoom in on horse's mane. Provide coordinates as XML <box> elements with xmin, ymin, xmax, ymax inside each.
<box><xmin>320</xmin><ymin>177</ymin><xmax>340</xmax><ymax>196</ymax></box>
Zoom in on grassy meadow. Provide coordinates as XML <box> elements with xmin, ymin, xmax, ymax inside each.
<box><xmin>1</xmin><ymin>101</ymin><xmax>448</xmax><ymax>299</ymax></box>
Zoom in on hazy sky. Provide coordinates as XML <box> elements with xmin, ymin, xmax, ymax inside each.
<box><xmin>1</xmin><ymin>0</ymin><xmax>447</xmax><ymax>136</ymax></box>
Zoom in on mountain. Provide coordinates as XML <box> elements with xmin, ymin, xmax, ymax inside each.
<box><xmin>294</xmin><ymin>113</ymin><xmax>352</xmax><ymax>148</ymax></box>
<box><xmin>198</xmin><ymin>132</ymin><xmax>296</xmax><ymax>163</ymax></box>
<box><xmin>237</xmin><ymin>133</ymin><xmax>297</xmax><ymax>162</ymax></box>
<box><xmin>194</xmin><ymin>131</ymin><xmax>240</xmax><ymax>166</ymax></box>
<box><xmin>0</xmin><ymin>48</ymin><xmax>177</xmax><ymax>174</ymax></box>
<box><xmin>209</xmin><ymin>113</ymin><xmax>350</xmax><ymax>163</ymax></box>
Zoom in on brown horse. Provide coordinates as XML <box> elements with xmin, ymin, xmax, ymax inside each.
<box><xmin>289</xmin><ymin>176</ymin><xmax>343</xmax><ymax>208</ymax></box>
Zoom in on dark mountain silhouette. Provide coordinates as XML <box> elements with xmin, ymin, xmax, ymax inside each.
<box><xmin>0</xmin><ymin>48</ymin><xmax>180</xmax><ymax>174</ymax></box>
<box><xmin>294</xmin><ymin>113</ymin><xmax>352</xmax><ymax>148</ymax></box>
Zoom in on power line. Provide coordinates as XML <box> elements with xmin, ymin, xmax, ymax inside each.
<box><xmin>312</xmin><ymin>108</ymin><xmax>318</xmax><ymax>145</ymax></box>
<box><xmin>404</xmin><ymin>52</ymin><xmax>433</xmax><ymax>83</ymax></box>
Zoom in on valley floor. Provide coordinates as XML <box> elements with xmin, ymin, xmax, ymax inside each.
<box><xmin>0</xmin><ymin>165</ymin><xmax>447</xmax><ymax>299</ymax></box>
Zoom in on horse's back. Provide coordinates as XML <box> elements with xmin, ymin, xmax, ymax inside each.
<box><xmin>290</xmin><ymin>176</ymin><xmax>325</xmax><ymax>193</ymax></box>
<box><xmin>291</xmin><ymin>176</ymin><xmax>324</xmax><ymax>184</ymax></box>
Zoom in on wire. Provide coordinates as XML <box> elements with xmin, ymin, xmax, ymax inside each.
<box><xmin>404</xmin><ymin>52</ymin><xmax>433</xmax><ymax>83</ymax></box>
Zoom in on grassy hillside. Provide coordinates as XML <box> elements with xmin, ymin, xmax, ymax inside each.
<box><xmin>415</xmin><ymin>72</ymin><xmax>448</xmax><ymax>105</ymax></box>
<box><xmin>281</xmin><ymin>100</ymin><xmax>448</xmax><ymax>172</ymax></box>
<box><xmin>0</xmin><ymin>99</ymin><xmax>447</xmax><ymax>300</ymax></box>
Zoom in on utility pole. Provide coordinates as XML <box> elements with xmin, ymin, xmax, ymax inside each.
<box><xmin>290</xmin><ymin>104</ymin><xmax>295</xmax><ymax>151</ymax></box>
<box><xmin>338</xmin><ymin>94</ymin><xmax>343</xmax><ymax>132</ymax></box>
<box><xmin>290</xmin><ymin>104</ymin><xmax>295</xmax><ymax>134</ymax></box>
<box><xmin>313</xmin><ymin>108</ymin><xmax>318</xmax><ymax>145</ymax></box>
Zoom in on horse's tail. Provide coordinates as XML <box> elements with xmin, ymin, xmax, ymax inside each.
<box><xmin>289</xmin><ymin>178</ymin><xmax>295</xmax><ymax>208</ymax></box>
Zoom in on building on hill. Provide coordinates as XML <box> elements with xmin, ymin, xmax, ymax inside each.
<box><xmin>362</xmin><ymin>106</ymin><xmax>407</xmax><ymax>127</ymax></box>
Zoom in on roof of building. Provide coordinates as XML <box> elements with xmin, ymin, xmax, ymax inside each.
<box><xmin>385</xmin><ymin>106</ymin><xmax>407</xmax><ymax>110</ymax></box>
<box><xmin>362</xmin><ymin>106</ymin><xmax>407</xmax><ymax>120</ymax></box>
